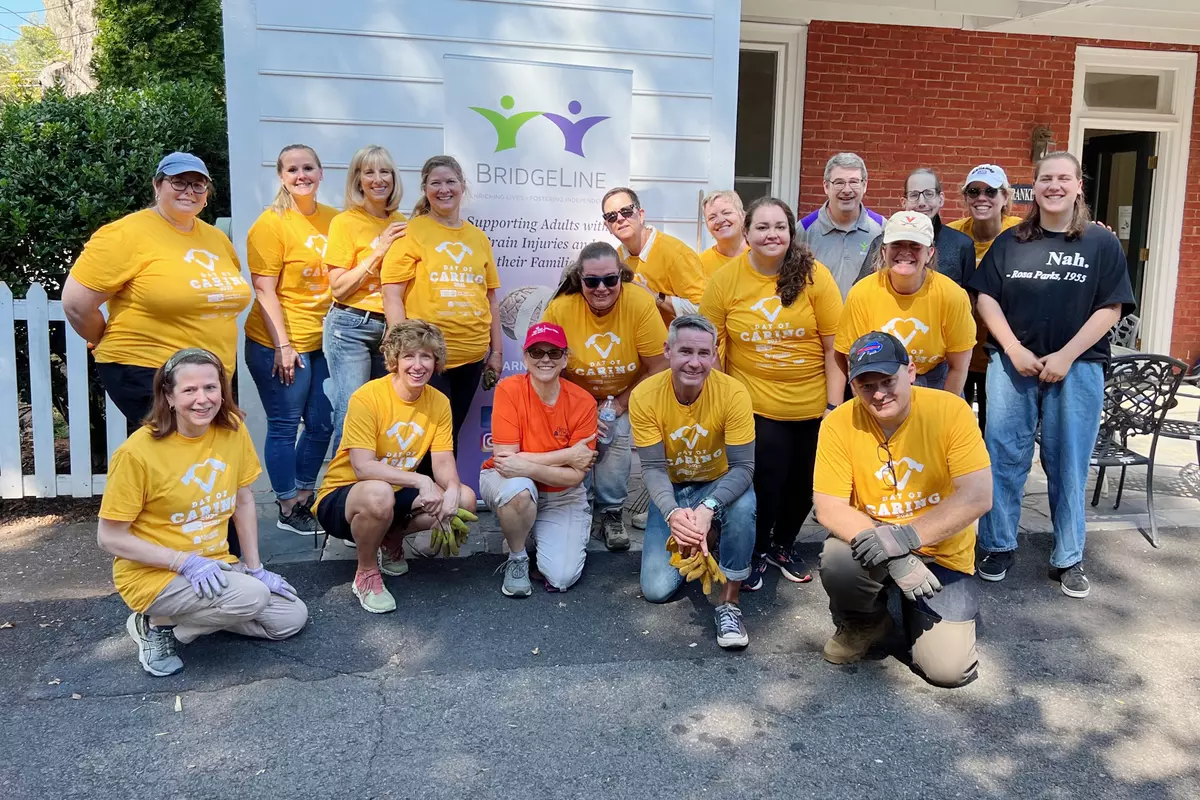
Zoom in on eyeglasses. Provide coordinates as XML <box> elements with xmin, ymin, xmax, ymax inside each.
<box><xmin>965</xmin><ymin>186</ymin><xmax>1000</xmax><ymax>199</ymax></box>
<box><xmin>829</xmin><ymin>179</ymin><xmax>864</xmax><ymax>190</ymax></box>
<box><xmin>582</xmin><ymin>274</ymin><xmax>621</xmax><ymax>289</ymax></box>
<box><xmin>526</xmin><ymin>347</ymin><xmax>565</xmax><ymax>361</ymax></box>
<box><xmin>877</xmin><ymin>441</ymin><xmax>898</xmax><ymax>490</ymax></box>
<box><xmin>166</xmin><ymin>177</ymin><xmax>210</xmax><ymax>195</ymax></box>
<box><xmin>602</xmin><ymin>204</ymin><xmax>638</xmax><ymax>224</ymax></box>
<box><xmin>905</xmin><ymin>190</ymin><xmax>939</xmax><ymax>202</ymax></box>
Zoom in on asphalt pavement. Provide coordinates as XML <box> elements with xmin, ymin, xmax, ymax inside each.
<box><xmin>2</xmin><ymin>518</ymin><xmax>1199</xmax><ymax>799</ymax></box>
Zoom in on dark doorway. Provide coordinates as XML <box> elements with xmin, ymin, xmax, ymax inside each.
<box><xmin>1082</xmin><ymin>129</ymin><xmax>1156</xmax><ymax>307</ymax></box>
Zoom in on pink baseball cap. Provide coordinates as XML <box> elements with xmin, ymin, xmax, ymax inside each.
<box><xmin>524</xmin><ymin>322</ymin><xmax>568</xmax><ymax>350</ymax></box>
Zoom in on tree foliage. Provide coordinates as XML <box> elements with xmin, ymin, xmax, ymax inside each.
<box><xmin>92</xmin><ymin>0</ymin><xmax>224</xmax><ymax>93</ymax></box>
<box><xmin>0</xmin><ymin>81</ymin><xmax>230</xmax><ymax>297</ymax></box>
<box><xmin>0</xmin><ymin>17</ymin><xmax>66</xmax><ymax>100</ymax></box>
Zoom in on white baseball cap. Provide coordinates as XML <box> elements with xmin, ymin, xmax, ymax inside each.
<box><xmin>882</xmin><ymin>211</ymin><xmax>935</xmax><ymax>247</ymax></box>
<box><xmin>964</xmin><ymin>164</ymin><xmax>1008</xmax><ymax>189</ymax></box>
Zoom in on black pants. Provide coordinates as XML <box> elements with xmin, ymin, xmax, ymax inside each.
<box><xmin>964</xmin><ymin>370</ymin><xmax>987</xmax><ymax>433</ymax></box>
<box><xmin>753</xmin><ymin>415</ymin><xmax>821</xmax><ymax>552</ymax></box>
<box><xmin>428</xmin><ymin>359</ymin><xmax>485</xmax><ymax>456</ymax></box>
<box><xmin>95</xmin><ymin>360</ymin><xmax>242</xmax><ymax>557</ymax></box>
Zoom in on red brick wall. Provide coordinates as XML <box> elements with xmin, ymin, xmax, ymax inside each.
<box><xmin>800</xmin><ymin>22</ymin><xmax>1200</xmax><ymax>361</ymax></box>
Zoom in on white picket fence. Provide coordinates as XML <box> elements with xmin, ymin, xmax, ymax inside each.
<box><xmin>0</xmin><ymin>282</ymin><xmax>127</xmax><ymax>499</ymax></box>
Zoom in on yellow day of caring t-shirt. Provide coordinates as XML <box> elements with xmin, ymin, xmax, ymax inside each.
<box><xmin>70</xmin><ymin>209</ymin><xmax>251</xmax><ymax>370</ymax></box>
<box><xmin>323</xmin><ymin>206</ymin><xmax>408</xmax><ymax>314</ymax></box>
<box><xmin>314</xmin><ymin>377</ymin><xmax>455</xmax><ymax>510</ymax></box>
<box><xmin>947</xmin><ymin>215</ymin><xmax>1023</xmax><ymax>266</ymax></box>
<box><xmin>630</xmin><ymin>368</ymin><xmax>756</xmax><ymax>485</ymax></box>
<box><xmin>834</xmin><ymin>269</ymin><xmax>976</xmax><ymax>375</ymax></box>
<box><xmin>541</xmin><ymin>286</ymin><xmax>668</xmax><ymax>400</ymax></box>
<box><xmin>813</xmin><ymin>387</ymin><xmax>991</xmax><ymax>574</ymax></box>
<box><xmin>99</xmin><ymin>422</ymin><xmax>262</xmax><ymax>613</ymax></box>
<box><xmin>699</xmin><ymin>245</ymin><xmax>746</xmax><ymax>279</ymax></box>
<box><xmin>620</xmin><ymin>227</ymin><xmax>708</xmax><ymax>312</ymax></box>
<box><xmin>700</xmin><ymin>254</ymin><xmax>844</xmax><ymax>422</ymax></box>
<box><xmin>380</xmin><ymin>215</ymin><xmax>502</xmax><ymax>368</ymax></box>
<box><xmin>244</xmin><ymin>204</ymin><xmax>339</xmax><ymax>353</ymax></box>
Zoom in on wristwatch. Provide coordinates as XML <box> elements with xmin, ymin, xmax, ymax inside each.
<box><xmin>657</xmin><ymin>291</ymin><xmax>666</xmax><ymax>304</ymax></box>
<box><xmin>700</xmin><ymin>497</ymin><xmax>722</xmax><ymax>514</ymax></box>
<box><xmin>826</xmin><ymin>402</ymin><xmax>837</xmax><ymax>411</ymax></box>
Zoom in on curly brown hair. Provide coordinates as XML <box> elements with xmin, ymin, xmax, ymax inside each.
<box><xmin>382</xmin><ymin>320</ymin><xmax>447</xmax><ymax>374</ymax></box>
<box><xmin>744</xmin><ymin>197</ymin><xmax>815</xmax><ymax>307</ymax></box>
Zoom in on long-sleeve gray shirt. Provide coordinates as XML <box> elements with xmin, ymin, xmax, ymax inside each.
<box><xmin>640</xmin><ymin>441</ymin><xmax>755</xmax><ymax>517</ymax></box>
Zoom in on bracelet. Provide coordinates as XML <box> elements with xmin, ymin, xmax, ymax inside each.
<box><xmin>1003</xmin><ymin>342</ymin><xmax>1019</xmax><ymax>354</ymax></box>
<box><xmin>275</xmin><ymin>342</ymin><xmax>292</xmax><ymax>350</ymax></box>
<box><xmin>664</xmin><ymin>507</ymin><xmax>683</xmax><ymax>524</ymax></box>
<box><xmin>168</xmin><ymin>551</ymin><xmax>186</xmax><ymax>572</ymax></box>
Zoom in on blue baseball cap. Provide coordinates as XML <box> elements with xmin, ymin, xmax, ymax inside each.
<box><xmin>848</xmin><ymin>331</ymin><xmax>909</xmax><ymax>382</ymax></box>
<box><xmin>156</xmin><ymin>152</ymin><xmax>211</xmax><ymax>179</ymax></box>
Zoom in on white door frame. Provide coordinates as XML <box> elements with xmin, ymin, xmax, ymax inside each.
<box><xmin>739</xmin><ymin>21</ymin><xmax>806</xmax><ymax>211</ymax></box>
<box><xmin>1068</xmin><ymin>46</ymin><xmax>1197</xmax><ymax>355</ymax></box>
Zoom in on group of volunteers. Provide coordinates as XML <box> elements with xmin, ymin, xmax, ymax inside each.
<box><xmin>66</xmin><ymin>142</ymin><xmax>1134</xmax><ymax>688</ymax></box>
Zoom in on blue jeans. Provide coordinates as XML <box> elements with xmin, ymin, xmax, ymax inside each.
<box><xmin>978</xmin><ymin>351</ymin><xmax>1104</xmax><ymax>568</ymax></box>
<box><xmin>640</xmin><ymin>482</ymin><xmax>756</xmax><ymax>602</ymax></box>
<box><xmin>245</xmin><ymin>340</ymin><xmax>335</xmax><ymax>499</ymax></box>
<box><xmin>586</xmin><ymin>411</ymin><xmax>631</xmax><ymax>514</ymax></box>
<box><xmin>323</xmin><ymin>306</ymin><xmax>387</xmax><ymax>451</ymax></box>
<box><xmin>914</xmin><ymin>360</ymin><xmax>949</xmax><ymax>390</ymax></box>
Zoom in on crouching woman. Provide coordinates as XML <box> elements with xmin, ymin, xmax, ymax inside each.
<box><xmin>98</xmin><ymin>348</ymin><xmax>308</xmax><ymax>677</ymax></box>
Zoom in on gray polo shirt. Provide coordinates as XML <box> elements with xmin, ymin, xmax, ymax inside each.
<box><xmin>800</xmin><ymin>204</ymin><xmax>883</xmax><ymax>298</ymax></box>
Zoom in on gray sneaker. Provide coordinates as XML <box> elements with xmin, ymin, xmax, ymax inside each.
<box><xmin>599</xmin><ymin>510</ymin><xmax>630</xmax><ymax>551</ymax></box>
<box><xmin>126</xmin><ymin>613</ymin><xmax>183</xmax><ymax>676</ymax></box>
<box><xmin>276</xmin><ymin>500</ymin><xmax>319</xmax><ymax>535</ymax></box>
<box><xmin>501</xmin><ymin>556</ymin><xmax>532</xmax><ymax>598</ymax></box>
<box><xmin>714</xmin><ymin>603</ymin><xmax>749</xmax><ymax>649</ymax></box>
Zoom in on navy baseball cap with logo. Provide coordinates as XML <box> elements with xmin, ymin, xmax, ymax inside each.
<box><xmin>847</xmin><ymin>331</ymin><xmax>910</xmax><ymax>382</ymax></box>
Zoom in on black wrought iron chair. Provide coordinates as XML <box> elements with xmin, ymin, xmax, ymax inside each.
<box><xmin>1090</xmin><ymin>354</ymin><xmax>1188</xmax><ymax>547</ymax></box>
<box><xmin>1157</xmin><ymin>359</ymin><xmax>1200</xmax><ymax>466</ymax></box>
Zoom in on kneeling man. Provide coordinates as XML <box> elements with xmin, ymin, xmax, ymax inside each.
<box><xmin>480</xmin><ymin>322</ymin><xmax>598</xmax><ymax>596</ymax></box>
<box><xmin>813</xmin><ymin>331</ymin><xmax>992</xmax><ymax>687</ymax></box>
<box><xmin>631</xmin><ymin>314</ymin><xmax>756</xmax><ymax>649</ymax></box>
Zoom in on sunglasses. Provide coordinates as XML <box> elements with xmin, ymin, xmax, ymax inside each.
<box><xmin>582</xmin><ymin>274</ymin><xmax>621</xmax><ymax>289</ymax></box>
<box><xmin>526</xmin><ymin>347</ymin><xmax>565</xmax><ymax>361</ymax></box>
<box><xmin>965</xmin><ymin>186</ymin><xmax>1000</xmax><ymax>199</ymax></box>
<box><xmin>602</xmin><ymin>203</ymin><xmax>638</xmax><ymax>224</ymax></box>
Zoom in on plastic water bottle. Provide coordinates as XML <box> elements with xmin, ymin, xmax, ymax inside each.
<box><xmin>598</xmin><ymin>395</ymin><xmax>617</xmax><ymax>445</ymax></box>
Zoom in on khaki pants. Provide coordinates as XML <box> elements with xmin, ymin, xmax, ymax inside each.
<box><xmin>145</xmin><ymin>570</ymin><xmax>308</xmax><ymax>645</ymax></box>
<box><xmin>819</xmin><ymin>537</ymin><xmax>979</xmax><ymax>688</ymax></box>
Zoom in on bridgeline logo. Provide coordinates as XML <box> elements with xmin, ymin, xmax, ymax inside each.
<box><xmin>470</xmin><ymin>95</ymin><xmax>610</xmax><ymax>157</ymax></box>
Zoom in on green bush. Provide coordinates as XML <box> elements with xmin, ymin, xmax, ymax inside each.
<box><xmin>0</xmin><ymin>80</ymin><xmax>230</xmax><ymax>298</ymax></box>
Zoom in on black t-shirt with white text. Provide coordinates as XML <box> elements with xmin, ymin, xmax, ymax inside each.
<box><xmin>968</xmin><ymin>225</ymin><xmax>1136</xmax><ymax>361</ymax></box>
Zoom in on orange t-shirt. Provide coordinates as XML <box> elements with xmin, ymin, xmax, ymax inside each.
<box><xmin>482</xmin><ymin>374</ymin><xmax>598</xmax><ymax>492</ymax></box>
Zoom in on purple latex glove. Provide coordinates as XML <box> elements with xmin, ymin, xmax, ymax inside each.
<box><xmin>179</xmin><ymin>554</ymin><xmax>232</xmax><ymax>599</ymax></box>
<box><xmin>247</xmin><ymin>566</ymin><xmax>299</xmax><ymax>602</ymax></box>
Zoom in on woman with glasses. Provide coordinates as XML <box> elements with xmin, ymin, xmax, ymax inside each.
<box><xmin>98</xmin><ymin>348</ymin><xmax>307</xmax><ymax>677</ymax></box>
<box><xmin>540</xmin><ymin>241</ymin><xmax>669</xmax><ymax>552</ymax></box>
<box><xmin>479</xmin><ymin>322</ymin><xmax>598</xmax><ymax>596</ymax></box>
<box><xmin>242</xmin><ymin>144</ymin><xmax>338</xmax><ymax>536</ymax></box>
<box><xmin>323</xmin><ymin>145</ymin><xmax>408</xmax><ymax>449</ymax></box>
<box><xmin>700</xmin><ymin>197</ymin><xmax>844</xmax><ymax>592</ymax></box>
<box><xmin>836</xmin><ymin>212</ymin><xmax>976</xmax><ymax>395</ymax></box>
<box><xmin>968</xmin><ymin>152</ymin><xmax>1135</xmax><ymax>599</ymax></box>
<box><xmin>382</xmin><ymin>155</ymin><xmax>503</xmax><ymax>450</ymax></box>
<box><xmin>699</xmin><ymin>190</ymin><xmax>748</xmax><ymax>277</ymax></box>
<box><xmin>64</xmin><ymin>152</ymin><xmax>250</xmax><ymax>434</ymax></box>
<box><xmin>947</xmin><ymin>164</ymin><xmax>1023</xmax><ymax>433</ymax></box>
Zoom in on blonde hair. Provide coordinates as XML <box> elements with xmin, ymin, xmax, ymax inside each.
<box><xmin>269</xmin><ymin>144</ymin><xmax>322</xmax><ymax>216</ymax></box>
<box><xmin>382</xmin><ymin>320</ymin><xmax>447</xmax><ymax>374</ymax></box>
<box><xmin>412</xmin><ymin>155</ymin><xmax>468</xmax><ymax>217</ymax></box>
<box><xmin>702</xmin><ymin>190</ymin><xmax>744</xmax><ymax>215</ymax></box>
<box><xmin>344</xmin><ymin>145</ymin><xmax>402</xmax><ymax>212</ymax></box>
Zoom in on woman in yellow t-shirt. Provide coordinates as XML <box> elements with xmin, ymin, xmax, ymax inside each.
<box><xmin>836</xmin><ymin>212</ymin><xmax>976</xmax><ymax>396</ymax></box>
<box><xmin>97</xmin><ymin>348</ymin><xmax>307</xmax><ymax>677</ymax></box>
<box><xmin>313</xmin><ymin>321</ymin><xmax>477</xmax><ymax>614</ymax></box>
<box><xmin>244</xmin><ymin>144</ymin><xmax>338</xmax><ymax>536</ymax></box>
<box><xmin>63</xmin><ymin>152</ymin><xmax>250</xmax><ymax>435</ymax></box>
<box><xmin>947</xmin><ymin>163</ymin><xmax>1023</xmax><ymax>433</ymax></box>
<box><xmin>381</xmin><ymin>155</ymin><xmax>503</xmax><ymax>452</ymax></box>
<box><xmin>323</xmin><ymin>145</ymin><xmax>409</xmax><ymax>449</ymax></box>
<box><xmin>699</xmin><ymin>190</ymin><xmax>748</xmax><ymax>278</ymax></box>
<box><xmin>540</xmin><ymin>241</ymin><xmax>669</xmax><ymax>552</ymax></box>
<box><xmin>700</xmin><ymin>197</ymin><xmax>843</xmax><ymax>590</ymax></box>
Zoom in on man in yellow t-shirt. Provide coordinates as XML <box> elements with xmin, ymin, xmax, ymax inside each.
<box><xmin>601</xmin><ymin>187</ymin><xmax>707</xmax><ymax>322</ymax></box>
<box><xmin>813</xmin><ymin>331</ymin><xmax>992</xmax><ymax>687</ymax></box>
<box><xmin>630</xmin><ymin>315</ymin><xmax>756</xmax><ymax>649</ymax></box>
